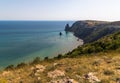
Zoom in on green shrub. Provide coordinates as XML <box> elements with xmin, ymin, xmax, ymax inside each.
<box><xmin>44</xmin><ymin>56</ymin><xmax>49</xmax><ymax>60</ymax></box>
<box><xmin>16</xmin><ymin>62</ymin><xmax>27</xmax><ymax>68</ymax></box>
<box><xmin>57</xmin><ymin>54</ymin><xmax>62</xmax><ymax>59</ymax></box>
<box><xmin>31</xmin><ymin>57</ymin><xmax>41</xmax><ymax>64</ymax></box>
<box><xmin>104</xmin><ymin>70</ymin><xmax>114</xmax><ymax>75</ymax></box>
<box><xmin>64</xmin><ymin>31</ymin><xmax>120</xmax><ymax>58</ymax></box>
<box><xmin>66</xmin><ymin>51</ymin><xmax>72</xmax><ymax>55</ymax></box>
<box><xmin>5</xmin><ymin>65</ymin><xmax>14</xmax><ymax>70</ymax></box>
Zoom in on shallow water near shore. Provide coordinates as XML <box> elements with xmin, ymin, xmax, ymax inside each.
<box><xmin>0</xmin><ymin>21</ymin><xmax>83</xmax><ymax>69</ymax></box>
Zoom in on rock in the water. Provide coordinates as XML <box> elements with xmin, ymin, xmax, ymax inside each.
<box><xmin>59</xmin><ymin>32</ymin><xmax>62</xmax><ymax>36</ymax></box>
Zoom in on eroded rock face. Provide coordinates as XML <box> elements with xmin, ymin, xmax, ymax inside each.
<box><xmin>65</xmin><ymin>20</ymin><xmax>120</xmax><ymax>43</ymax></box>
<box><xmin>30</xmin><ymin>65</ymin><xmax>46</xmax><ymax>77</ymax></box>
<box><xmin>47</xmin><ymin>69</ymin><xmax>65</xmax><ymax>78</ymax></box>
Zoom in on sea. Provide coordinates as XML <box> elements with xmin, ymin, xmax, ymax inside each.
<box><xmin>0</xmin><ymin>21</ymin><xmax>83</xmax><ymax>69</ymax></box>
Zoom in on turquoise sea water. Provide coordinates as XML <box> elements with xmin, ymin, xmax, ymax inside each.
<box><xmin>0</xmin><ymin>21</ymin><xmax>83</xmax><ymax>68</ymax></box>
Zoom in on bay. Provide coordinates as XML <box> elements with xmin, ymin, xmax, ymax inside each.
<box><xmin>0</xmin><ymin>21</ymin><xmax>83</xmax><ymax>68</ymax></box>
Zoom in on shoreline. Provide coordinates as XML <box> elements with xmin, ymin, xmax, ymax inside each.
<box><xmin>0</xmin><ymin>32</ymin><xmax>83</xmax><ymax>70</ymax></box>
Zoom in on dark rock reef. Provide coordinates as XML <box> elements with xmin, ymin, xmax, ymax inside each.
<box><xmin>65</xmin><ymin>20</ymin><xmax>120</xmax><ymax>43</ymax></box>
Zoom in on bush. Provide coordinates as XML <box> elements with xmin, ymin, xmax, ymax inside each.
<box><xmin>31</xmin><ymin>57</ymin><xmax>41</xmax><ymax>64</ymax></box>
<box><xmin>57</xmin><ymin>54</ymin><xmax>62</xmax><ymax>59</ymax></box>
<box><xmin>64</xmin><ymin>31</ymin><xmax>120</xmax><ymax>58</ymax></box>
<box><xmin>66</xmin><ymin>51</ymin><xmax>72</xmax><ymax>55</ymax></box>
<box><xmin>16</xmin><ymin>62</ymin><xmax>27</xmax><ymax>68</ymax></box>
<box><xmin>5</xmin><ymin>65</ymin><xmax>14</xmax><ymax>70</ymax></box>
<box><xmin>104</xmin><ymin>70</ymin><xmax>114</xmax><ymax>75</ymax></box>
<box><xmin>92</xmin><ymin>61</ymin><xmax>100</xmax><ymax>66</ymax></box>
<box><xmin>44</xmin><ymin>57</ymin><xmax>49</xmax><ymax>60</ymax></box>
<box><xmin>68</xmin><ymin>51</ymin><xmax>80</xmax><ymax>57</ymax></box>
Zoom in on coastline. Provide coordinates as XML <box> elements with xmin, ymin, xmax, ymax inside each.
<box><xmin>0</xmin><ymin>21</ymin><xmax>75</xmax><ymax>68</ymax></box>
<box><xmin>0</xmin><ymin>31</ymin><xmax>83</xmax><ymax>70</ymax></box>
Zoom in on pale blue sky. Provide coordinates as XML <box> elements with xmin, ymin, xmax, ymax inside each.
<box><xmin>0</xmin><ymin>0</ymin><xmax>120</xmax><ymax>21</ymax></box>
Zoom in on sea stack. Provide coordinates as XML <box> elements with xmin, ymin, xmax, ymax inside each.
<box><xmin>65</xmin><ymin>24</ymin><xmax>70</xmax><ymax>31</ymax></box>
<box><xmin>59</xmin><ymin>32</ymin><xmax>62</xmax><ymax>36</ymax></box>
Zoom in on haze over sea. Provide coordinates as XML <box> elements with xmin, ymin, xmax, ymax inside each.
<box><xmin>0</xmin><ymin>21</ymin><xmax>83</xmax><ymax>68</ymax></box>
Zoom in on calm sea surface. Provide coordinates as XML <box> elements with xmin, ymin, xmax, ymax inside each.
<box><xmin>0</xmin><ymin>21</ymin><xmax>83</xmax><ymax>68</ymax></box>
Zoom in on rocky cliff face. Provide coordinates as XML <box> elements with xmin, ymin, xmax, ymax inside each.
<box><xmin>65</xmin><ymin>20</ymin><xmax>120</xmax><ymax>43</ymax></box>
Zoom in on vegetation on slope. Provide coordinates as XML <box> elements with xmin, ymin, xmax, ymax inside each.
<box><xmin>1</xmin><ymin>51</ymin><xmax>120</xmax><ymax>83</ymax></box>
<box><xmin>64</xmin><ymin>31</ymin><xmax>120</xmax><ymax>58</ymax></box>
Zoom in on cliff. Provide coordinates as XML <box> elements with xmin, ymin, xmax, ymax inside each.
<box><xmin>65</xmin><ymin>20</ymin><xmax>120</xmax><ymax>43</ymax></box>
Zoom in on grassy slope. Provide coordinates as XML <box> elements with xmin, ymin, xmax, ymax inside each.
<box><xmin>0</xmin><ymin>31</ymin><xmax>120</xmax><ymax>83</ymax></box>
<box><xmin>65</xmin><ymin>31</ymin><xmax>120</xmax><ymax>58</ymax></box>
<box><xmin>0</xmin><ymin>51</ymin><xmax>120</xmax><ymax>83</ymax></box>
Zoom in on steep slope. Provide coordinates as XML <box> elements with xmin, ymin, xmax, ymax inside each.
<box><xmin>65</xmin><ymin>20</ymin><xmax>120</xmax><ymax>43</ymax></box>
<box><xmin>65</xmin><ymin>31</ymin><xmax>120</xmax><ymax>57</ymax></box>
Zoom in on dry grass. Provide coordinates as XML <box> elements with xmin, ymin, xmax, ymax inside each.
<box><xmin>0</xmin><ymin>51</ymin><xmax>120</xmax><ymax>83</ymax></box>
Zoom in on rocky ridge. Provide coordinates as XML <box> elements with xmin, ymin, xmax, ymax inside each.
<box><xmin>65</xmin><ymin>20</ymin><xmax>120</xmax><ymax>43</ymax></box>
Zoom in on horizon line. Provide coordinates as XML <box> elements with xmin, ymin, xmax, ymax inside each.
<box><xmin>0</xmin><ymin>19</ymin><xmax>119</xmax><ymax>22</ymax></box>
<box><xmin>0</xmin><ymin>20</ymin><xmax>76</xmax><ymax>21</ymax></box>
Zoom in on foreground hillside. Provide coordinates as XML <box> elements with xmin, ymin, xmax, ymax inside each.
<box><xmin>0</xmin><ymin>51</ymin><xmax>120</xmax><ymax>83</ymax></box>
<box><xmin>1</xmin><ymin>30</ymin><xmax>120</xmax><ymax>83</ymax></box>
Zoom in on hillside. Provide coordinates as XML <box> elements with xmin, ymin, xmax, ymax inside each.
<box><xmin>1</xmin><ymin>52</ymin><xmax>120</xmax><ymax>83</ymax></box>
<box><xmin>64</xmin><ymin>31</ymin><xmax>120</xmax><ymax>58</ymax></box>
<box><xmin>0</xmin><ymin>29</ymin><xmax>120</xmax><ymax>83</ymax></box>
<box><xmin>65</xmin><ymin>20</ymin><xmax>120</xmax><ymax>43</ymax></box>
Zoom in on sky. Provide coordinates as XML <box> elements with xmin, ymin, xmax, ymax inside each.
<box><xmin>0</xmin><ymin>0</ymin><xmax>120</xmax><ymax>21</ymax></box>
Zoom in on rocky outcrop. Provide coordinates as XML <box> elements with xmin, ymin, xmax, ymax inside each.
<box><xmin>49</xmin><ymin>77</ymin><xmax>78</xmax><ymax>83</ymax></box>
<box><xmin>47</xmin><ymin>69</ymin><xmax>65</xmax><ymax>78</ymax></box>
<box><xmin>65</xmin><ymin>24</ymin><xmax>70</xmax><ymax>31</ymax></box>
<box><xmin>84</xmin><ymin>72</ymin><xmax>101</xmax><ymax>83</ymax></box>
<box><xmin>65</xmin><ymin>20</ymin><xmax>120</xmax><ymax>43</ymax></box>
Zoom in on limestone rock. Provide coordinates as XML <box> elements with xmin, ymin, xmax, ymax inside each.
<box><xmin>84</xmin><ymin>72</ymin><xmax>101</xmax><ymax>83</ymax></box>
<box><xmin>47</xmin><ymin>69</ymin><xmax>65</xmax><ymax>78</ymax></box>
<box><xmin>49</xmin><ymin>77</ymin><xmax>78</xmax><ymax>83</ymax></box>
<box><xmin>35</xmin><ymin>64</ymin><xmax>45</xmax><ymax>72</ymax></box>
